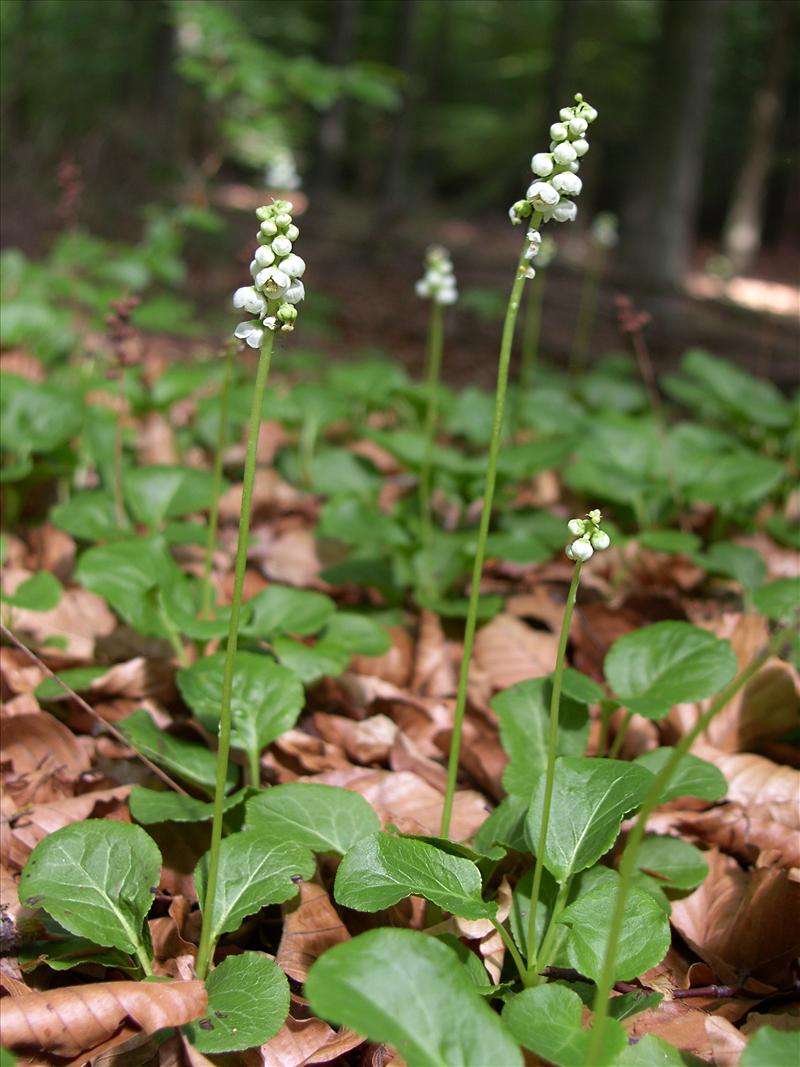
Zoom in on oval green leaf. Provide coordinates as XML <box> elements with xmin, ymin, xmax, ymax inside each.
<box><xmin>502</xmin><ymin>984</ymin><xmax>627</xmax><ymax>1067</ymax></box>
<box><xmin>19</xmin><ymin>821</ymin><xmax>161</xmax><ymax>957</ymax></box>
<box><xmin>305</xmin><ymin>928</ymin><xmax>523</xmax><ymax>1067</ymax></box>
<box><xmin>634</xmin><ymin>834</ymin><xmax>708</xmax><ymax>891</ymax></box>
<box><xmin>634</xmin><ymin>747</ymin><xmax>727</xmax><ymax>804</ymax></box>
<box><xmin>605</xmin><ymin>621</ymin><xmax>737</xmax><ymax>719</ymax></box>
<box><xmin>246</xmin><ymin>782</ymin><xmax>379</xmax><ymax>854</ymax></box>
<box><xmin>242</xmin><ymin>584</ymin><xmax>336</xmax><ymax>639</ymax></box>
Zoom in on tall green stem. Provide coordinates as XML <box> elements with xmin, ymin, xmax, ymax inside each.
<box><xmin>419</xmin><ymin>300</ymin><xmax>445</xmax><ymax>594</ymax></box>
<box><xmin>113</xmin><ymin>370</ymin><xmax>126</xmax><ymax>528</ymax></box>
<box><xmin>201</xmin><ymin>344</ymin><xmax>235</xmax><ymax>619</ymax></box>
<box><xmin>584</xmin><ymin>629</ymin><xmax>785</xmax><ymax>1064</ymax></box>
<box><xmin>526</xmin><ymin>560</ymin><xmax>582</xmax><ymax>974</ymax></box>
<box><xmin>440</xmin><ymin>228</ymin><xmax>539</xmax><ymax>838</ymax></box>
<box><xmin>534</xmin><ymin>878</ymin><xmax>571</xmax><ymax>976</ymax></box>
<box><xmin>196</xmin><ymin>331</ymin><xmax>276</xmax><ymax>979</ymax></box>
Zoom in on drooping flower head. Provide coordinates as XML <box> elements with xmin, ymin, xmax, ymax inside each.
<box><xmin>509</xmin><ymin>93</ymin><xmax>598</xmax><ymax>278</ymax></box>
<box><xmin>415</xmin><ymin>245</ymin><xmax>458</xmax><ymax>306</ymax></box>
<box><xmin>565</xmin><ymin>508</ymin><xmax>610</xmax><ymax>562</ymax></box>
<box><xmin>232</xmin><ymin>200</ymin><xmax>305</xmax><ymax>347</ymax></box>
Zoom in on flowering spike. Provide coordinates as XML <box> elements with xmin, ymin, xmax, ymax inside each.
<box><xmin>565</xmin><ymin>508</ymin><xmax>610</xmax><ymax>563</ymax></box>
<box><xmin>232</xmin><ymin>201</ymin><xmax>305</xmax><ymax>340</ymax></box>
<box><xmin>415</xmin><ymin>246</ymin><xmax>458</xmax><ymax>306</ymax></box>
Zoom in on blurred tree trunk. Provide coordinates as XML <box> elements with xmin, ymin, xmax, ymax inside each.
<box><xmin>380</xmin><ymin>0</ymin><xmax>421</xmax><ymax>216</ymax></box>
<box><xmin>620</xmin><ymin>0</ymin><xmax>727</xmax><ymax>289</ymax></box>
<box><xmin>721</xmin><ymin>0</ymin><xmax>792</xmax><ymax>275</ymax></box>
<box><xmin>311</xmin><ymin>0</ymin><xmax>360</xmax><ymax>201</ymax></box>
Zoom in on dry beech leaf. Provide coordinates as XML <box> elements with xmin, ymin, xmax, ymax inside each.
<box><xmin>741</xmin><ymin>1005</ymin><xmax>800</xmax><ymax>1036</ymax></box>
<box><xmin>1</xmin><ymin>711</ymin><xmax>90</xmax><ymax>809</ymax></box>
<box><xmin>412</xmin><ymin>611</ymin><xmax>455</xmax><ymax>698</ymax></box>
<box><xmin>669</xmin><ymin>848</ymin><xmax>800</xmax><ymax>989</ymax></box>
<box><xmin>435</xmin><ymin>877</ymin><xmax>513</xmax><ymax>984</ymax></box>
<box><xmin>351</xmin><ymin>626</ymin><xmax>413</xmax><ymax>689</ymax></box>
<box><xmin>260</xmin><ymin>529</ymin><xmax>322</xmax><ymax>587</ymax></box>
<box><xmin>88</xmin><ymin>657</ymin><xmax>178</xmax><ymax>704</ymax></box>
<box><xmin>389</xmin><ymin>731</ymin><xmax>448</xmax><ymax>794</ymax></box>
<box><xmin>137</xmin><ymin>412</ymin><xmax>180</xmax><ymax>466</ymax></box>
<box><xmin>312</xmin><ymin>712</ymin><xmax>398</xmax><ymax>764</ymax></box>
<box><xmin>312</xmin><ymin>767</ymin><xmax>488</xmax><ymax>841</ymax></box>
<box><xmin>277</xmin><ymin>880</ymin><xmax>350</xmax><ymax>982</ymax></box>
<box><xmin>273</xmin><ymin>729</ymin><xmax>351</xmax><ymax>775</ymax></box>
<box><xmin>705</xmin><ymin>1015</ymin><xmax>746</xmax><ymax>1067</ymax></box>
<box><xmin>6</xmin><ymin>581</ymin><xmax>117</xmax><ymax>660</ymax></box>
<box><xmin>0</xmin><ymin>979</ymin><xmax>207</xmax><ymax>1057</ymax></box>
<box><xmin>259</xmin><ymin>1015</ymin><xmax>363</xmax><ymax>1067</ymax></box>
<box><xmin>647</xmin><ymin>803</ymin><xmax>800</xmax><ymax>870</ymax></box>
<box><xmin>1</xmin><ymin>646</ymin><xmax>46</xmax><ymax>697</ymax></box>
<box><xmin>506</xmin><ymin>586</ymin><xmax>576</xmax><ymax>637</ymax></box>
<box><xmin>4</xmin><ymin>786</ymin><xmax>132</xmax><ymax>869</ymax></box>
<box><xmin>149</xmin><ymin>896</ymin><xmax>199</xmax><ymax>972</ymax></box>
<box><xmin>692</xmin><ymin>744</ymin><xmax>800</xmax><ymax>831</ymax></box>
<box><xmin>447</xmin><ymin>709</ymin><xmax>506</xmax><ymax>800</ymax></box>
<box><xmin>472</xmin><ymin>614</ymin><xmax>558</xmax><ymax>691</ymax></box>
<box><xmin>25</xmin><ymin>524</ymin><xmax>76</xmax><ymax>579</ymax></box>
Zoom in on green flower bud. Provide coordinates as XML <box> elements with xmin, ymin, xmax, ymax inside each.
<box><xmin>275</xmin><ymin>212</ymin><xmax>293</xmax><ymax>229</ymax></box>
<box><xmin>277</xmin><ymin>303</ymin><xmax>298</xmax><ymax>324</ymax></box>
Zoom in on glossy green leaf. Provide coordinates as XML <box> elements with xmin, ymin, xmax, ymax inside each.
<box><xmin>526</xmin><ymin>757</ymin><xmax>654</xmax><ymax>881</ymax></box>
<box><xmin>695</xmin><ymin>542</ymin><xmax>765</xmax><ymax>593</ymax></box>
<box><xmin>241</xmin><ymin>584</ymin><xmax>336</xmax><ymax>638</ymax></box>
<box><xmin>177</xmin><ymin>651</ymin><xmax>304</xmax><ymax>765</ymax></box>
<box><xmin>118</xmin><ymin>709</ymin><xmax>238</xmax><ymax>796</ymax></box>
<box><xmin>322</xmin><ymin>611</ymin><xmax>392</xmax><ymax>656</ymax></box>
<box><xmin>1</xmin><ymin>571</ymin><xmax>62</xmax><ymax>611</ymax></box>
<box><xmin>271</xmin><ymin>635</ymin><xmax>350</xmax><ymax>684</ymax></box>
<box><xmin>502</xmin><ymin>984</ymin><xmax>627</xmax><ymax>1067</ymax></box>
<box><xmin>34</xmin><ymin>666</ymin><xmax>106</xmax><ymax>702</ymax></box>
<box><xmin>634</xmin><ymin>834</ymin><xmax>708</xmax><ymax>891</ymax></box>
<box><xmin>19</xmin><ymin>938</ymin><xmax>135</xmax><ymax>973</ymax></box>
<box><xmin>492</xmin><ymin>678</ymin><xmax>590</xmax><ymax>801</ymax></box>
<box><xmin>123</xmin><ymin>465</ymin><xmax>225</xmax><ymax>527</ymax></box>
<box><xmin>637</xmin><ymin>530</ymin><xmax>701</xmax><ymax>555</ymax></box>
<box><xmin>754</xmin><ymin>578</ymin><xmax>800</xmax><ymax>623</ymax></box>
<box><xmin>561</xmin><ymin>668</ymin><xmax>606</xmax><ymax>704</ymax></box>
<box><xmin>634</xmin><ymin>747</ymin><xmax>727</xmax><ymax>803</ymax></box>
<box><xmin>185</xmin><ymin>951</ymin><xmax>289</xmax><ymax>1053</ymax></box>
<box><xmin>50</xmin><ymin>491</ymin><xmax>120</xmax><ymax>542</ymax></box>
<box><xmin>306</xmin><ymin>928</ymin><xmax>523</xmax><ymax>1067</ymax></box>
<box><xmin>334</xmin><ymin>832</ymin><xmax>493</xmax><ymax>919</ymax></box>
<box><xmin>605</xmin><ymin>621</ymin><xmax>737</xmax><ymax>719</ymax></box>
<box><xmin>246</xmin><ymin>782</ymin><xmax>379</xmax><ymax>854</ymax></box>
<box><xmin>473</xmin><ymin>795</ymin><xmax>528</xmax><ymax>854</ymax></box>
<box><xmin>740</xmin><ymin>1027</ymin><xmax>800</xmax><ymax>1067</ymax></box>
<box><xmin>558</xmin><ymin>875</ymin><xmax>671</xmax><ymax>982</ymax></box>
<box><xmin>129</xmin><ymin>786</ymin><xmax>246</xmax><ymax>824</ymax></box>
<box><xmin>19</xmin><ymin>821</ymin><xmax>160</xmax><ymax>957</ymax></box>
<box><xmin>618</xmin><ymin>1034</ymin><xmax>701</xmax><ymax>1065</ymax></box>
<box><xmin>195</xmin><ymin>832</ymin><xmax>314</xmax><ymax>948</ymax></box>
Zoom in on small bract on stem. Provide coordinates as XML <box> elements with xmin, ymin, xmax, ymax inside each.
<box><xmin>415</xmin><ymin>245</ymin><xmax>458</xmax><ymax>598</ymax></box>
<box><xmin>440</xmin><ymin>93</ymin><xmax>599</xmax><ymax>839</ymax></box>
<box><xmin>196</xmin><ymin>199</ymin><xmax>305</xmax><ymax>981</ymax></box>
<box><xmin>525</xmin><ymin>509</ymin><xmax>611</xmax><ymax>980</ymax></box>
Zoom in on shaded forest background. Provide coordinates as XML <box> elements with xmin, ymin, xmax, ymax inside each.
<box><xmin>1</xmin><ymin>0</ymin><xmax>798</xmax><ymax>378</ymax></box>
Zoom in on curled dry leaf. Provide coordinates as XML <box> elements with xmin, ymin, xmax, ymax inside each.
<box><xmin>412</xmin><ymin>611</ymin><xmax>455</xmax><ymax>698</ymax></box>
<box><xmin>0</xmin><ymin>711</ymin><xmax>90</xmax><ymax>810</ymax></box>
<box><xmin>277</xmin><ymin>880</ymin><xmax>350</xmax><ymax>982</ymax></box>
<box><xmin>312</xmin><ymin>712</ymin><xmax>398</xmax><ymax>764</ymax></box>
<box><xmin>669</xmin><ymin>848</ymin><xmax>800</xmax><ymax>990</ymax></box>
<box><xmin>390</xmin><ymin>730</ymin><xmax>448</xmax><ymax>794</ymax></box>
<box><xmin>88</xmin><ymin>657</ymin><xmax>178</xmax><ymax>704</ymax></box>
<box><xmin>0</xmin><ymin>978</ymin><xmax>207</xmax><ymax>1057</ymax></box>
<box><xmin>648</xmin><ymin>802</ymin><xmax>800</xmax><ymax>870</ymax></box>
<box><xmin>351</xmin><ymin>626</ymin><xmax>413</xmax><ymax>688</ymax></box>
<box><xmin>5</xmin><ymin>580</ymin><xmax>117</xmax><ymax>660</ymax></box>
<box><xmin>1</xmin><ymin>646</ymin><xmax>46</xmax><ymax>698</ymax></box>
<box><xmin>692</xmin><ymin>743</ymin><xmax>800</xmax><ymax>832</ymax></box>
<box><xmin>149</xmin><ymin>896</ymin><xmax>199</xmax><ymax>972</ymax></box>
<box><xmin>506</xmin><ymin>585</ymin><xmax>579</xmax><ymax>637</ymax></box>
<box><xmin>136</xmin><ymin>412</ymin><xmax>180</xmax><ymax>466</ymax></box>
<box><xmin>705</xmin><ymin>1015</ymin><xmax>746</xmax><ymax>1067</ymax></box>
<box><xmin>435</xmin><ymin>877</ymin><xmax>513</xmax><ymax>984</ymax></box>
<box><xmin>259</xmin><ymin>1015</ymin><xmax>363</xmax><ymax>1067</ymax></box>
<box><xmin>273</xmin><ymin>729</ymin><xmax>352</xmax><ymax>776</ymax></box>
<box><xmin>472</xmin><ymin>614</ymin><xmax>558</xmax><ymax>691</ymax></box>
<box><xmin>260</xmin><ymin>528</ymin><xmax>322</xmax><ymax>587</ymax></box>
<box><xmin>25</xmin><ymin>524</ymin><xmax>76</xmax><ymax>580</ymax></box>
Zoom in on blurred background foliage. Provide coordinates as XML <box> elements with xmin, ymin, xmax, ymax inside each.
<box><xmin>1</xmin><ymin>0</ymin><xmax>798</xmax><ymax>341</ymax></box>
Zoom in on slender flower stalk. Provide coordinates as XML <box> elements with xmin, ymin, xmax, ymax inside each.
<box><xmin>416</xmin><ymin>246</ymin><xmax>457</xmax><ymax>596</ymax></box>
<box><xmin>519</xmin><ymin>235</ymin><xmax>556</xmax><ymax>397</ymax></box>
<box><xmin>525</xmin><ymin>510</ymin><xmax>611</xmax><ymax>976</ymax></box>
<box><xmin>196</xmin><ymin>200</ymin><xmax>305</xmax><ymax>980</ymax></box>
<box><xmin>584</xmin><ymin>627</ymin><xmax>788</xmax><ymax>1065</ymax></box>
<box><xmin>201</xmin><ymin>341</ymin><xmax>236</xmax><ymax>619</ymax></box>
<box><xmin>440</xmin><ymin>94</ymin><xmax>599</xmax><ymax>838</ymax></box>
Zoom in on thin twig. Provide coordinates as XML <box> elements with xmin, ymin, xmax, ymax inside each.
<box><xmin>1</xmin><ymin>622</ymin><xmax>188</xmax><ymax>796</ymax></box>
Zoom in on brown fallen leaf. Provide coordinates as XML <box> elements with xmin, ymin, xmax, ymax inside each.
<box><xmin>3</xmin><ymin>575</ymin><xmax>117</xmax><ymax>660</ymax></box>
<box><xmin>137</xmin><ymin>412</ymin><xmax>180</xmax><ymax>466</ymax></box>
<box><xmin>312</xmin><ymin>712</ymin><xmax>398</xmax><ymax>764</ymax></box>
<box><xmin>705</xmin><ymin>1015</ymin><xmax>746</xmax><ymax>1067</ymax></box>
<box><xmin>218</xmin><ymin>469</ymin><xmax>301</xmax><ymax>524</ymax></box>
<box><xmin>87</xmin><ymin>657</ymin><xmax>178</xmax><ymax>704</ymax></box>
<box><xmin>0</xmin><ymin>710</ymin><xmax>91</xmax><ymax>810</ymax></box>
<box><xmin>273</xmin><ymin>730</ymin><xmax>352</xmax><ymax>775</ymax></box>
<box><xmin>411</xmin><ymin>610</ymin><xmax>455</xmax><ymax>698</ymax></box>
<box><xmin>669</xmin><ymin>848</ymin><xmax>800</xmax><ymax>990</ymax></box>
<box><xmin>24</xmin><ymin>524</ymin><xmax>76</xmax><ymax>580</ymax></box>
<box><xmin>692</xmin><ymin>743</ymin><xmax>800</xmax><ymax>832</ymax></box>
<box><xmin>277</xmin><ymin>880</ymin><xmax>350</xmax><ymax>982</ymax></box>
<box><xmin>259</xmin><ymin>528</ymin><xmax>322</xmax><ymax>587</ymax></box>
<box><xmin>433</xmin><ymin>877</ymin><xmax>513</xmax><ymax>984</ymax></box>
<box><xmin>0</xmin><ymin>646</ymin><xmax>46</xmax><ymax>698</ymax></box>
<box><xmin>259</xmin><ymin>1015</ymin><xmax>363</xmax><ymax>1067</ymax></box>
<box><xmin>647</xmin><ymin>802</ymin><xmax>800</xmax><ymax>870</ymax></box>
<box><xmin>0</xmin><ymin>979</ymin><xmax>206</xmax><ymax>1057</ymax></box>
<box><xmin>390</xmin><ymin>730</ymin><xmax>448</xmax><ymax>794</ymax></box>
<box><xmin>351</xmin><ymin>626</ymin><xmax>414</xmax><ymax>689</ymax></box>
<box><xmin>472</xmin><ymin>614</ymin><xmax>558</xmax><ymax>691</ymax></box>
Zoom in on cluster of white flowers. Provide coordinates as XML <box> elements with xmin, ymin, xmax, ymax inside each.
<box><xmin>565</xmin><ymin>509</ymin><xmax>610</xmax><ymax>562</ymax></box>
<box><xmin>233</xmin><ymin>200</ymin><xmax>305</xmax><ymax>348</ymax></box>
<box><xmin>415</xmin><ymin>246</ymin><xmax>458</xmax><ymax>306</ymax></box>
<box><xmin>591</xmin><ymin>211</ymin><xmax>618</xmax><ymax>250</ymax></box>
<box><xmin>509</xmin><ymin>93</ymin><xmax>598</xmax><ymax>279</ymax></box>
<box><xmin>265</xmin><ymin>147</ymin><xmax>301</xmax><ymax>192</ymax></box>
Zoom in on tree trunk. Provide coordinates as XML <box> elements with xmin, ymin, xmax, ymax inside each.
<box><xmin>380</xmin><ymin>0</ymin><xmax>421</xmax><ymax>216</ymax></box>
<box><xmin>311</xmin><ymin>0</ymin><xmax>361</xmax><ymax>201</ymax></box>
<box><xmin>619</xmin><ymin>0</ymin><xmax>728</xmax><ymax>289</ymax></box>
<box><xmin>721</xmin><ymin>1</ymin><xmax>793</xmax><ymax>274</ymax></box>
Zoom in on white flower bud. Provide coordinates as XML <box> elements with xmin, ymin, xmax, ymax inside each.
<box><xmin>584</xmin><ymin>106</ymin><xmax>598</xmax><ymax>123</ymax></box>
<box><xmin>284</xmin><ymin>279</ymin><xmax>305</xmax><ymax>305</ymax></box>
<box><xmin>567</xmin><ymin>538</ymin><xmax>594</xmax><ymax>562</ymax></box>
<box><xmin>588</xmin><ymin>508</ymin><xmax>602</xmax><ymax>525</ymax></box>
<box><xmin>527</xmin><ymin>181</ymin><xmax>560</xmax><ymax>208</ymax></box>
<box><xmin>552</xmin><ymin>172</ymin><xmax>583</xmax><ymax>196</ymax></box>
<box><xmin>569</xmin><ymin>116</ymin><xmax>588</xmax><ymax>137</ymax></box>
<box><xmin>415</xmin><ymin>279</ymin><xmax>430</xmax><ymax>298</ymax></box>
<box><xmin>550</xmin><ymin>122</ymin><xmax>568</xmax><ymax>142</ymax></box>
<box><xmin>526</xmin><ymin>229</ymin><xmax>542</xmax><ymax>247</ymax></box>
<box><xmin>572</xmin><ymin>138</ymin><xmax>589</xmax><ymax>157</ymax></box>
<box><xmin>285</xmin><ymin>223</ymin><xmax>300</xmax><ymax>241</ymax></box>
<box><xmin>524</xmin><ymin>266</ymin><xmax>536</xmax><ymax>280</ymax></box>
<box><xmin>253</xmin><ymin>245</ymin><xmax>276</xmax><ymax>267</ymax></box>
<box><xmin>260</xmin><ymin>219</ymin><xmax>278</xmax><ymax>237</ymax></box>
<box><xmin>234</xmin><ymin>320</ymin><xmax>265</xmax><ymax>349</ymax></box>
<box><xmin>553</xmin><ymin>142</ymin><xmax>577</xmax><ymax>165</ymax></box>
<box><xmin>232</xmin><ymin>286</ymin><xmax>267</xmax><ymax>317</ymax></box>
<box><xmin>271</xmin><ymin>235</ymin><xmax>292</xmax><ymax>257</ymax></box>
<box><xmin>568</xmin><ymin>518</ymin><xmax>585</xmax><ymax>536</ymax></box>
<box><xmin>551</xmin><ymin>199</ymin><xmax>578</xmax><ymax>223</ymax></box>
<box><xmin>280</xmin><ymin>253</ymin><xmax>306</xmax><ymax>278</ymax></box>
<box><xmin>531</xmin><ymin>152</ymin><xmax>554</xmax><ymax>177</ymax></box>
<box><xmin>275</xmin><ymin>212</ymin><xmax>293</xmax><ymax>229</ymax></box>
<box><xmin>559</xmin><ymin>108</ymin><xmax>573</xmax><ymax>122</ymax></box>
<box><xmin>591</xmin><ymin>529</ymin><xmax>611</xmax><ymax>551</ymax></box>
